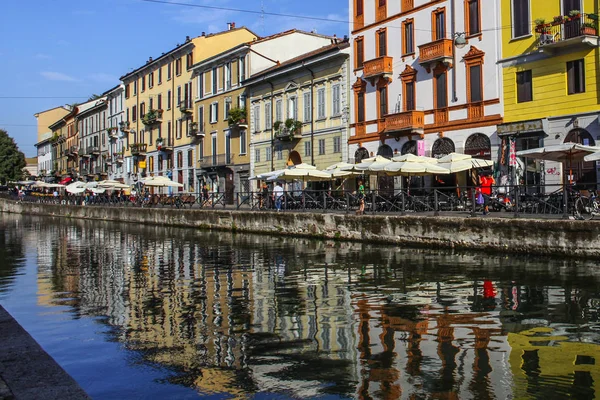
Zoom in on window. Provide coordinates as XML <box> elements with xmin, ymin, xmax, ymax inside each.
<box><xmin>378</xmin><ymin>85</ymin><xmax>388</xmax><ymax>117</ymax></box>
<box><xmin>175</xmin><ymin>57</ymin><xmax>182</xmax><ymax>76</ymax></box>
<box><xmin>255</xmin><ymin>148</ymin><xmax>260</xmax><ymax>162</ymax></box>
<box><xmin>225</xmin><ymin>62</ymin><xmax>232</xmax><ymax>90</ymax></box>
<box><xmin>253</xmin><ymin>105</ymin><xmax>260</xmax><ymax>132</ymax></box>
<box><xmin>167</xmin><ymin>63</ymin><xmax>172</xmax><ymax>80</ymax></box>
<box><xmin>377</xmin><ymin>29</ymin><xmax>387</xmax><ymax>57</ymax></box>
<box><xmin>512</xmin><ymin>0</ymin><xmax>530</xmax><ymax>38</ymax></box>
<box><xmin>265</xmin><ymin>103</ymin><xmax>272</xmax><ymax>129</ymax></box>
<box><xmin>176</xmin><ymin>119</ymin><xmax>182</xmax><ymax>140</ymax></box>
<box><xmin>303</xmin><ymin>92</ymin><xmax>311</xmax><ymax>122</ymax></box>
<box><xmin>132</xmin><ymin>105</ymin><xmax>137</xmax><ymax>121</ymax></box>
<box><xmin>198</xmin><ymin>106</ymin><xmax>204</xmax><ymax>130</ymax></box>
<box><xmin>158</xmin><ymin>67</ymin><xmax>162</xmax><ymax>84</ymax></box>
<box><xmin>403</xmin><ymin>19</ymin><xmax>415</xmax><ymax>54</ymax></box>
<box><xmin>357</xmin><ymin>92</ymin><xmax>365</xmax><ymax>122</ymax></box>
<box><xmin>265</xmin><ymin>147</ymin><xmax>272</xmax><ymax>161</ymax></box>
<box><xmin>211</xmin><ymin>135</ymin><xmax>217</xmax><ymax>158</ymax></box>
<box><xmin>356</xmin><ymin>0</ymin><xmax>363</xmax><ymax>16</ymax></box>
<box><xmin>405</xmin><ymin>81</ymin><xmax>415</xmax><ymax>110</ymax></box>
<box><xmin>149</xmin><ymin>127</ymin><xmax>153</xmax><ymax>146</ymax></box>
<box><xmin>516</xmin><ymin>70</ymin><xmax>533</xmax><ymax>102</ymax></box>
<box><xmin>567</xmin><ymin>59</ymin><xmax>585</xmax><ymax>94</ymax></box>
<box><xmin>167</xmin><ymin>121</ymin><xmax>171</xmax><ymax>142</ymax></box>
<box><xmin>333</xmin><ymin>136</ymin><xmax>341</xmax><ymax>153</ymax></box>
<box><xmin>125</xmin><ymin>84</ymin><xmax>130</xmax><ymax>98</ymax></box>
<box><xmin>469</xmin><ymin>65</ymin><xmax>483</xmax><ymax>102</ymax></box>
<box><xmin>466</xmin><ymin>0</ymin><xmax>481</xmax><ymax>36</ymax></box>
<box><xmin>433</xmin><ymin>8</ymin><xmax>446</xmax><ymax>40</ymax></box>
<box><xmin>318</xmin><ymin>139</ymin><xmax>326</xmax><ymax>155</ymax></box>
<box><xmin>149</xmin><ymin>97</ymin><xmax>154</xmax><ymax>111</ymax></box>
<box><xmin>317</xmin><ymin>88</ymin><xmax>326</xmax><ymax>119</ymax></box>
<box><xmin>197</xmin><ymin>73</ymin><xmax>204</xmax><ymax>99</ymax></box>
<box><xmin>435</xmin><ymin>69</ymin><xmax>447</xmax><ymax>108</ymax></box>
<box><xmin>212</xmin><ymin>68</ymin><xmax>218</xmax><ymax>94</ymax></box>
<box><xmin>157</xmin><ymin>94</ymin><xmax>162</xmax><ymax>110</ymax></box>
<box><xmin>275</xmin><ymin>144</ymin><xmax>283</xmax><ymax>160</ymax></box>
<box><xmin>304</xmin><ymin>141</ymin><xmax>311</xmax><ymax>157</ymax></box>
<box><xmin>210</xmin><ymin>102</ymin><xmax>219</xmax><ymax>123</ymax></box>
<box><xmin>149</xmin><ymin>72</ymin><xmax>154</xmax><ymax>88</ymax></box>
<box><xmin>288</xmin><ymin>96</ymin><xmax>297</xmax><ymax>120</ymax></box>
<box><xmin>239</xmin><ymin>56</ymin><xmax>246</xmax><ymax>82</ymax></box>
<box><xmin>224</xmin><ymin>97</ymin><xmax>232</xmax><ymax>120</ymax></box>
<box><xmin>198</xmin><ymin>139</ymin><xmax>204</xmax><ymax>160</ymax></box>
<box><xmin>133</xmin><ymin>80</ymin><xmax>137</xmax><ymax>95</ymax></box>
<box><xmin>186</xmin><ymin>52</ymin><xmax>193</xmax><ymax>69</ymax></box>
<box><xmin>275</xmin><ymin>99</ymin><xmax>283</xmax><ymax>122</ymax></box>
<box><xmin>177</xmin><ymin>86</ymin><xmax>182</xmax><ymax>108</ymax></box>
<box><xmin>141</xmin><ymin>75</ymin><xmax>146</xmax><ymax>92</ymax></box>
<box><xmin>167</xmin><ymin>90</ymin><xmax>172</xmax><ymax>110</ymax></box>
<box><xmin>332</xmin><ymin>84</ymin><xmax>341</xmax><ymax>115</ymax></box>
<box><xmin>240</xmin><ymin>130</ymin><xmax>247</xmax><ymax>154</ymax></box>
<box><xmin>188</xmin><ymin>149</ymin><xmax>193</xmax><ymax>167</ymax></box>
<box><xmin>355</xmin><ymin>37</ymin><xmax>364</xmax><ymax>69</ymax></box>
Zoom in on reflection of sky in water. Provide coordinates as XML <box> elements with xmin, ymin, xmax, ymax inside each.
<box><xmin>0</xmin><ymin>214</ymin><xmax>599</xmax><ymax>399</ymax></box>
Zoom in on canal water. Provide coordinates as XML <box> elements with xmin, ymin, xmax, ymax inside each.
<box><xmin>0</xmin><ymin>214</ymin><xmax>599</xmax><ymax>399</ymax></box>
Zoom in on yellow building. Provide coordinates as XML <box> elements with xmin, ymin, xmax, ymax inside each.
<box><xmin>34</xmin><ymin>106</ymin><xmax>70</xmax><ymax>178</ymax></box>
<box><xmin>498</xmin><ymin>1</ymin><xmax>600</xmax><ymax>187</ymax></box>
<box><xmin>48</xmin><ymin>107</ymin><xmax>78</xmax><ymax>181</ymax></box>
<box><xmin>245</xmin><ymin>40</ymin><xmax>351</xmax><ymax>188</ymax></box>
<box><xmin>119</xmin><ymin>24</ymin><xmax>257</xmax><ymax>190</ymax></box>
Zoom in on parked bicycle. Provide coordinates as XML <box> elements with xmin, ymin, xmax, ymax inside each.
<box><xmin>575</xmin><ymin>189</ymin><xmax>600</xmax><ymax>220</ymax></box>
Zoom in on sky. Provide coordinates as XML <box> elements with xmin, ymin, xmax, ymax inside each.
<box><xmin>0</xmin><ymin>0</ymin><xmax>350</xmax><ymax>158</ymax></box>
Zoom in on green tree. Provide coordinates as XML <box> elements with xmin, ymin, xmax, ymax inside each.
<box><xmin>0</xmin><ymin>129</ymin><xmax>26</xmax><ymax>184</ymax></box>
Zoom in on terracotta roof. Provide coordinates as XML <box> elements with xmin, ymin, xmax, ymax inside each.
<box><xmin>246</xmin><ymin>40</ymin><xmax>349</xmax><ymax>81</ymax></box>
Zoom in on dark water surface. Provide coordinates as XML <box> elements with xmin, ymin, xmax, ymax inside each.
<box><xmin>0</xmin><ymin>214</ymin><xmax>599</xmax><ymax>399</ymax></box>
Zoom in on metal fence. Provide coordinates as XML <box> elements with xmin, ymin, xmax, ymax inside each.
<box><xmin>2</xmin><ymin>183</ymin><xmax>597</xmax><ymax>219</ymax></box>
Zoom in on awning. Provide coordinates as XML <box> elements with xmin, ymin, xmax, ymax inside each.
<box><xmin>497</xmin><ymin>119</ymin><xmax>548</xmax><ymax>138</ymax></box>
<box><xmin>59</xmin><ymin>177</ymin><xmax>73</xmax><ymax>185</ymax></box>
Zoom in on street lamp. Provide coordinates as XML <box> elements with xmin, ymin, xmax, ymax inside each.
<box><xmin>453</xmin><ymin>32</ymin><xmax>467</xmax><ymax>49</ymax></box>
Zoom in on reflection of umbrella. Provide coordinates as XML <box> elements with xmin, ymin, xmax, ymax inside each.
<box><xmin>517</xmin><ymin>142</ymin><xmax>600</xmax><ymax>183</ymax></box>
<box><xmin>437</xmin><ymin>152</ymin><xmax>494</xmax><ymax>173</ymax></box>
<box><xmin>142</xmin><ymin>176</ymin><xmax>183</xmax><ymax>187</ymax></box>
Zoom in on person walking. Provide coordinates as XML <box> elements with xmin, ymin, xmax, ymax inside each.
<box><xmin>273</xmin><ymin>182</ymin><xmax>284</xmax><ymax>212</ymax></box>
<box><xmin>356</xmin><ymin>180</ymin><xmax>365</xmax><ymax>215</ymax></box>
<box><xmin>202</xmin><ymin>183</ymin><xmax>209</xmax><ymax>206</ymax></box>
<box><xmin>260</xmin><ymin>182</ymin><xmax>269</xmax><ymax>209</ymax></box>
<box><xmin>479</xmin><ymin>172</ymin><xmax>495</xmax><ymax>215</ymax></box>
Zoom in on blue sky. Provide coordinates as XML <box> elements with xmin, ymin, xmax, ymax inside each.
<box><xmin>0</xmin><ymin>0</ymin><xmax>349</xmax><ymax>157</ymax></box>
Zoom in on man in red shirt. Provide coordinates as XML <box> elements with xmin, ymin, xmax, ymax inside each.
<box><xmin>479</xmin><ymin>173</ymin><xmax>495</xmax><ymax>215</ymax></box>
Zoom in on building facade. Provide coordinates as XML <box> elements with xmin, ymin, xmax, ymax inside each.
<box><xmin>349</xmin><ymin>0</ymin><xmax>503</xmax><ymax>189</ymax></box>
<box><xmin>77</xmin><ymin>98</ymin><xmax>108</xmax><ymax>182</ymax></box>
<box><xmin>120</xmin><ymin>25</ymin><xmax>258</xmax><ymax>191</ymax></box>
<box><xmin>499</xmin><ymin>0</ymin><xmax>600</xmax><ymax>187</ymax></box>
<box><xmin>104</xmin><ymin>84</ymin><xmax>127</xmax><ymax>182</ymax></box>
<box><xmin>34</xmin><ymin>106</ymin><xmax>70</xmax><ymax>180</ymax></box>
<box><xmin>49</xmin><ymin>106</ymin><xmax>79</xmax><ymax>182</ymax></box>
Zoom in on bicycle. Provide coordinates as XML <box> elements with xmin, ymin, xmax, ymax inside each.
<box><xmin>575</xmin><ymin>190</ymin><xmax>600</xmax><ymax>220</ymax></box>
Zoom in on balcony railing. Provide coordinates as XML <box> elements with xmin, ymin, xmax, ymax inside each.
<box><xmin>190</xmin><ymin>122</ymin><xmax>205</xmax><ymax>138</ymax></box>
<box><xmin>467</xmin><ymin>102</ymin><xmax>484</xmax><ymax>120</ymax></box>
<box><xmin>119</xmin><ymin>121</ymin><xmax>130</xmax><ymax>132</ymax></box>
<box><xmin>418</xmin><ymin>38</ymin><xmax>453</xmax><ymax>68</ymax></box>
<box><xmin>114</xmin><ymin>153</ymin><xmax>124</xmax><ymax>163</ymax></box>
<box><xmin>141</xmin><ymin>109</ymin><xmax>163</xmax><ymax>125</ymax></box>
<box><xmin>383</xmin><ymin>110</ymin><xmax>425</xmax><ymax>134</ymax></box>
<box><xmin>536</xmin><ymin>14</ymin><xmax>599</xmax><ymax>51</ymax></box>
<box><xmin>178</xmin><ymin>101</ymin><xmax>193</xmax><ymax>114</ymax></box>
<box><xmin>88</xmin><ymin>146</ymin><xmax>100</xmax><ymax>156</ymax></box>
<box><xmin>156</xmin><ymin>138</ymin><xmax>174</xmax><ymax>152</ymax></box>
<box><xmin>107</xmin><ymin>127</ymin><xmax>119</xmax><ymax>138</ymax></box>
<box><xmin>200</xmin><ymin>153</ymin><xmax>234</xmax><ymax>167</ymax></box>
<box><xmin>363</xmin><ymin>56</ymin><xmax>393</xmax><ymax>82</ymax></box>
<box><xmin>130</xmin><ymin>143</ymin><xmax>147</xmax><ymax>156</ymax></box>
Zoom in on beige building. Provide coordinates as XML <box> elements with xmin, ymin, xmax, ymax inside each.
<box><xmin>119</xmin><ymin>24</ymin><xmax>258</xmax><ymax>190</ymax></box>
<box><xmin>245</xmin><ymin>39</ymin><xmax>351</xmax><ymax>187</ymax></box>
<box><xmin>34</xmin><ymin>106</ymin><xmax>70</xmax><ymax>178</ymax></box>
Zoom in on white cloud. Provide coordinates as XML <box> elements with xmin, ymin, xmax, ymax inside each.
<box><xmin>40</xmin><ymin>71</ymin><xmax>79</xmax><ymax>82</ymax></box>
<box><xmin>89</xmin><ymin>73</ymin><xmax>118</xmax><ymax>83</ymax></box>
<box><xmin>35</xmin><ymin>53</ymin><xmax>52</xmax><ymax>60</ymax></box>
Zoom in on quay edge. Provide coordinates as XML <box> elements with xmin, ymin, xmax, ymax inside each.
<box><xmin>2</xmin><ymin>198</ymin><xmax>600</xmax><ymax>258</ymax></box>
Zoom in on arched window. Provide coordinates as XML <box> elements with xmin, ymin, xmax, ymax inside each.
<box><xmin>465</xmin><ymin>133</ymin><xmax>491</xmax><ymax>159</ymax></box>
<box><xmin>432</xmin><ymin>137</ymin><xmax>455</xmax><ymax>158</ymax></box>
<box><xmin>354</xmin><ymin>147</ymin><xmax>369</xmax><ymax>163</ymax></box>
<box><xmin>401</xmin><ymin>140</ymin><xmax>417</xmax><ymax>155</ymax></box>
<box><xmin>288</xmin><ymin>150</ymin><xmax>302</xmax><ymax>166</ymax></box>
<box><xmin>377</xmin><ymin>144</ymin><xmax>393</xmax><ymax>158</ymax></box>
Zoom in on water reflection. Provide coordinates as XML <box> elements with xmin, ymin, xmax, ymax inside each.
<box><xmin>0</xmin><ymin>214</ymin><xmax>599</xmax><ymax>399</ymax></box>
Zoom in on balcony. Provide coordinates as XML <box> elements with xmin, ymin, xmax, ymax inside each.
<box><xmin>382</xmin><ymin>110</ymin><xmax>425</xmax><ymax>136</ymax></box>
<box><xmin>178</xmin><ymin>101</ymin><xmax>193</xmax><ymax>114</ymax></box>
<box><xmin>107</xmin><ymin>127</ymin><xmax>119</xmax><ymax>139</ymax></box>
<box><xmin>536</xmin><ymin>14</ymin><xmax>599</xmax><ymax>53</ymax></box>
<box><xmin>199</xmin><ymin>153</ymin><xmax>234</xmax><ymax>168</ymax></box>
<box><xmin>130</xmin><ymin>143</ymin><xmax>147</xmax><ymax>156</ymax></box>
<box><xmin>114</xmin><ymin>153</ymin><xmax>124</xmax><ymax>163</ymax></box>
<box><xmin>274</xmin><ymin>120</ymin><xmax>302</xmax><ymax>141</ymax></box>
<box><xmin>190</xmin><ymin>122</ymin><xmax>205</xmax><ymax>138</ymax></box>
<box><xmin>156</xmin><ymin>138</ymin><xmax>174</xmax><ymax>153</ymax></box>
<box><xmin>418</xmin><ymin>39</ymin><xmax>453</xmax><ymax>71</ymax></box>
<box><xmin>88</xmin><ymin>146</ymin><xmax>100</xmax><ymax>156</ymax></box>
<box><xmin>363</xmin><ymin>56</ymin><xmax>393</xmax><ymax>84</ymax></box>
<box><xmin>141</xmin><ymin>109</ymin><xmax>163</xmax><ymax>125</ymax></box>
<box><xmin>119</xmin><ymin>121</ymin><xmax>130</xmax><ymax>133</ymax></box>
<box><xmin>467</xmin><ymin>102</ymin><xmax>484</xmax><ymax>120</ymax></box>
<box><xmin>81</xmin><ymin>168</ymin><xmax>90</xmax><ymax>176</ymax></box>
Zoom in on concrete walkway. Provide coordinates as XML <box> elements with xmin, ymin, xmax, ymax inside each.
<box><xmin>0</xmin><ymin>306</ymin><xmax>90</xmax><ymax>400</ymax></box>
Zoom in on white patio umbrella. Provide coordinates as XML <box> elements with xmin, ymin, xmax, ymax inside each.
<box><xmin>391</xmin><ymin>154</ymin><xmax>439</xmax><ymax>163</ymax></box>
<box><xmin>268</xmin><ymin>167</ymin><xmax>331</xmax><ymax>182</ymax></box>
<box><xmin>584</xmin><ymin>152</ymin><xmax>600</xmax><ymax>162</ymax></box>
<box><xmin>437</xmin><ymin>152</ymin><xmax>494</xmax><ymax>173</ymax></box>
<box><xmin>97</xmin><ymin>180</ymin><xmax>130</xmax><ymax>189</ymax></box>
<box><xmin>384</xmin><ymin>161</ymin><xmax>450</xmax><ymax>176</ymax></box>
<box><xmin>142</xmin><ymin>176</ymin><xmax>183</xmax><ymax>187</ymax></box>
<box><xmin>324</xmin><ymin>162</ymin><xmax>355</xmax><ymax>171</ymax></box>
<box><xmin>353</xmin><ymin>155</ymin><xmax>392</xmax><ymax>173</ymax></box>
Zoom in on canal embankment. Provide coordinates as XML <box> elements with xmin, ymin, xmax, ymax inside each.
<box><xmin>2</xmin><ymin>198</ymin><xmax>600</xmax><ymax>258</ymax></box>
<box><xmin>0</xmin><ymin>305</ymin><xmax>90</xmax><ymax>400</ymax></box>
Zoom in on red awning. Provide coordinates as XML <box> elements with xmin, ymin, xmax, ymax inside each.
<box><xmin>59</xmin><ymin>177</ymin><xmax>72</xmax><ymax>185</ymax></box>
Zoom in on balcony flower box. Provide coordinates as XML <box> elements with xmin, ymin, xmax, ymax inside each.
<box><xmin>274</xmin><ymin>119</ymin><xmax>302</xmax><ymax>141</ymax></box>
<box><xmin>141</xmin><ymin>109</ymin><xmax>163</xmax><ymax>125</ymax></box>
<box><xmin>227</xmin><ymin>107</ymin><xmax>247</xmax><ymax>128</ymax></box>
<box><xmin>581</xmin><ymin>22</ymin><xmax>597</xmax><ymax>35</ymax></box>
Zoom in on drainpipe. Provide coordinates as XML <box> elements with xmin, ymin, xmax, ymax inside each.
<box><xmin>450</xmin><ymin>0</ymin><xmax>458</xmax><ymax>102</ymax></box>
<box><xmin>303</xmin><ymin>62</ymin><xmax>316</xmax><ymax>165</ymax></box>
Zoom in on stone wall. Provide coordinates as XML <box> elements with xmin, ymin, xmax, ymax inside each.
<box><xmin>2</xmin><ymin>198</ymin><xmax>600</xmax><ymax>258</ymax></box>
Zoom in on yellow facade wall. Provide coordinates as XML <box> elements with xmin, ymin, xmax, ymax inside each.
<box><xmin>35</xmin><ymin>107</ymin><xmax>70</xmax><ymax>142</ymax></box>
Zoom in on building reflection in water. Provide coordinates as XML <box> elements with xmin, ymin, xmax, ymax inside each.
<box><xmin>4</xmin><ymin>216</ymin><xmax>598</xmax><ymax>399</ymax></box>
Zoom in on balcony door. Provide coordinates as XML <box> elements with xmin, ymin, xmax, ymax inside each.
<box><xmin>225</xmin><ymin>131</ymin><xmax>231</xmax><ymax>164</ymax></box>
<box><xmin>563</xmin><ymin>0</ymin><xmax>581</xmax><ymax>39</ymax></box>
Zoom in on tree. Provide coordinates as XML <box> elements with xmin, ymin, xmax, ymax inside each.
<box><xmin>0</xmin><ymin>130</ymin><xmax>26</xmax><ymax>184</ymax></box>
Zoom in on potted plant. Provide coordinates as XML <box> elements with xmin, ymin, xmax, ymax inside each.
<box><xmin>534</xmin><ymin>18</ymin><xmax>547</xmax><ymax>33</ymax></box>
<box><xmin>156</xmin><ymin>137</ymin><xmax>164</xmax><ymax>150</ymax></box>
<box><xmin>284</xmin><ymin>118</ymin><xmax>302</xmax><ymax>135</ymax></box>
<box><xmin>582</xmin><ymin>21</ymin><xmax>597</xmax><ymax>35</ymax></box>
<box><xmin>190</xmin><ymin>121</ymin><xmax>198</xmax><ymax>131</ymax></box>
<box><xmin>227</xmin><ymin>107</ymin><xmax>247</xmax><ymax>127</ymax></box>
<box><xmin>552</xmin><ymin>15</ymin><xmax>564</xmax><ymax>25</ymax></box>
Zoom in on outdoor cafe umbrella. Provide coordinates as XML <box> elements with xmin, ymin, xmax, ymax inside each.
<box><xmin>142</xmin><ymin>176</ymin><xmax>184</xmax><ymax>187</ymax></box>
<box><xmin>436</xmin><ymin>152</ymin><xmax>494</xmax><ymax>173</ymax></box>
<box><xmin>97</xmin><ymin>179</ymin><xmax>130</xmax><ymax>189</ymax></box>
<box><xmin>516</xmin><ymin>142</ymin><xmax>600</xmax><ymax>183</ymax></box>
<box><xmin>267</xmin><ymin>167</ymin><xmax>331</xmax><ymax>182</ymax></box>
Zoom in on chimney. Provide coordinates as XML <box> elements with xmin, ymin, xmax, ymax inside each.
<box><xmin>149</xmin><ymin>56</ymin><xmax>153</xmax><ymax>62</ymax></box>
<box><xmin>202</xmin><ymin>31</ymin><xmax>206</xmax><ymax>36</ymax></box>
<box><xmin>186</xmin><ymin>35</ymin><xmax>190</xmax><ymax>42</ymax></box>
<box><xmin>227</xmin><ymin>22</ymin><xmax>232</xmax><ymax>30</ymax></box>
<box><xmin>231</xmin><ymin>22</ymin><xmax>235</xmax><ymax>29</ymax></box>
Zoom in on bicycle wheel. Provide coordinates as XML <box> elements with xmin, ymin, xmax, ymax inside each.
<box><xmin>575</xmin><ymin>197</ymin><xmax>594</xmax><ymax>220</ymax></box>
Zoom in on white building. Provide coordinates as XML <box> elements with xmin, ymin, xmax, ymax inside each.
<box><xmin>104</xmin><ymin>85</ymin><xmax>127</xmax><ymax>183</ymax></box>
<box><xmin>349</xmin><ymin>0</ymin><xmax>502</xmax><ymax>189</ymax></box>
<box><xmin>76</xmin><ymin>98</ymin><xmax>108</xmax><ymax>181</ymax></box>
<box><xmin>36</xmin><ymin>137</ymin><xmax>53</xmax><ymax>179</ymax></box>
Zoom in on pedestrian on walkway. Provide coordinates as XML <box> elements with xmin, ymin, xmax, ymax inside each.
<box><xmin>273</xmin><ymin>182</ymin><xmax>284</xmax><ymax>212</ymax></box>
<box><xmin>356</xmin><ymin>180</ymin><xmax>365</xmax><ymax>215</ymax></box>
